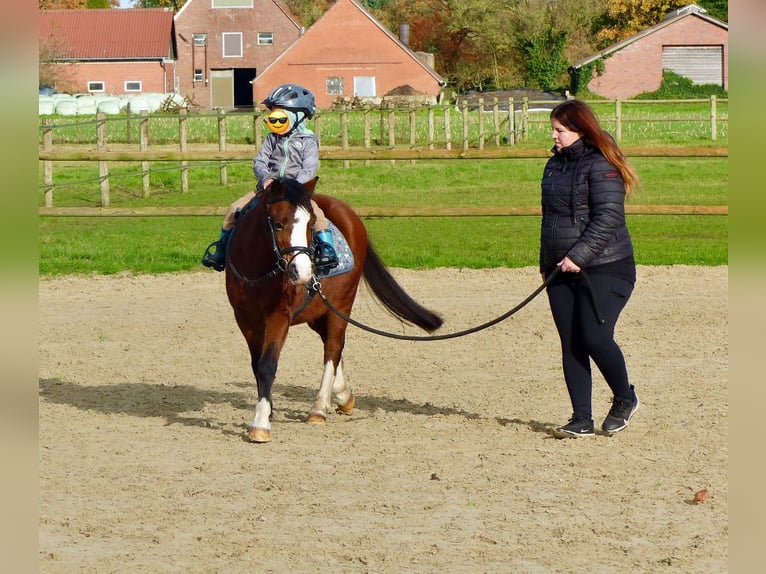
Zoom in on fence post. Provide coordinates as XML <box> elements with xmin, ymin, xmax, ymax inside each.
<box><xmin>461</xmin><ymin>100</ymin><xmax>469</xmax><ymax>151</ymax></box>
<box><xmin>710</xmin><ymin>95</ymin><xmax>717</xmax><ymax>141</ymax></box>
<box><xmin>492</xmin><ymin>97</ymin><xmax>500</xmax><ymax>147</ymax></box>
<box><xmin>140</xmin><ymin>110</ymin><xmax>150</xmax><ymax>196</ymax></box>
<box><xmin>341</xmin><ymin>104</ymin><xmax>350</xmax><ymax>168</ymax></box>
<box><xmin>218</xmin><ymin>109</ymin><xmax>227</xmax><ymax>185</ymax></box>
<box><xmin>387</xmin><ymin>102</ymin><xmax>396</xmax><ymax>165</ymax></box>
<box><xmin>96</xmin><ymin>112</ymin><xmax>110</xmax><ymax>207</ymax></box>
<box><xmin>43</xmin><ymin>118</ymin><xmax>54</xmax><ymax>207</ymax></box>
<box><xmin>408</xmin><ymin>101</ymin><xmax>416</xmax><ymax>164</ymax></box>
<box><xmin>521</xmin><ymin>97</ymin><xmax>529</xmax><ymax>141</ymax></box>
<box><xmin>443</xmin><ymin>102</ymin><xmax>451</xmax><ymax>150</ymax></box>
<box><xmin>615</xmin><ymin>97</ymin><xmax>622</xmax><ymax>144</ymax></box>
<box><xmin>477</xmin><ymin>97</ymin><xmax>485</xmax><ymax>150</ymax></box>
<box><xmin>179</xmin><ymin>109</ymin><xmax>189</xmax><ymax>193</ymax></box>
<box><xmin>427</xmin><ymin>105</ymin><xmax>435</xmax><ymax>150</ymax></box>
<box><xmin>508</xmin><ymin>97</ymin><xmax>516</xmax><ymax>145</ymax></box>
<box><xmin>363</xmin><ymin>105</ymin><xmax>371</xmax><ymax>166</ymax></box>
<box><xmin>379</xmin><ymin>105</ymin><xmax>385</xmax><ymax>147</ymax></box>
<box><xmin>253</xmin><ymin>111</ymin><xmax>262</xmax><ymax>149</ymax></box>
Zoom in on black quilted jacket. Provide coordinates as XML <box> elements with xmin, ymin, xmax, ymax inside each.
<box><xmin>539</xmin><ymin>138</ymin><xmax>633</xmax><ymax>274</ymax></box>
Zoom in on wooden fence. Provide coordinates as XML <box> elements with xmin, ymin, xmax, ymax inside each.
<box><xmin>38</xmin><ymin>97</ymin><xmax>728</xmax><ymax>214</ymax></box>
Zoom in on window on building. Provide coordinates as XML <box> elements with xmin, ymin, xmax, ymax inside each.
<box><xmin>125</xmin><ymin>81</ymin><xmax>142</xmax><ymax>92</ymax></box>
<box><xmin>87</xmin><ymin>81</ymin><xmax>105</xmax><ymax>93</ymax></box>
<box><xmin>257</xmin><ymin>32</ymin><xmax>273</xmax><ymax>46</ymax></box>
<box><xmin>327</xmin><ymin>76</ymin><xmax>344</xmax><ymax>95</ymax></box>
<box><xmin>222</xmin><ymin>33</ymin><xmax>243</xmax><ymax>58</ymax></box>
<box><xmin>193</xmin><ymin>69</ymin><xmax>204</xmax><ymax>82</ymax></box>
<box><xmin>193</xmin><ymin>33</ymin><xmax>207</xmax><ymax>47</ymax></box>
<box><xmin>213</xmin><ymin>0</ymin><xmax>253</xmax><ymax>8</ymax></box>
<box><xmin>354</xmin><ymin>76</ymin><xmax>376</xmax><ymax>97</ymax></box>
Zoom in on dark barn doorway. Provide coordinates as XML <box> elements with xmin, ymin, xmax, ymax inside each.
<box><xmin>234</xmin><ymin>68</ymin><xmax>257</xmax><ymax>108</ymax></box>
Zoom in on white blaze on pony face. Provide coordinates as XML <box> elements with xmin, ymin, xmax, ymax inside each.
<box><xmin>289</xmin><ymin>204</ymin><xmax>314</xmax><ymax>284</ymax></box>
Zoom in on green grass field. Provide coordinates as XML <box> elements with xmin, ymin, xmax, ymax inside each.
<box><xmin>38</xmin><ymin>156</ymin><xmax>728</xmax><ymax>275</ymax></box>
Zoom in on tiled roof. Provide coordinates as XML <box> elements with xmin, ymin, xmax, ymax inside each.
<box><xmin>40</xmin><ymin>8</ymin><xmax>175</xmax><ymax>60</ymax></box>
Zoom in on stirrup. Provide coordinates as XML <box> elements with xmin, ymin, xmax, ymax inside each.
<box><xmin>314</xmin><ymin>242</ymin><xmax>338</xmax><ymax>273</ymax></box>
<box><xmin>202</xmin><ymin>240</ymin><xmax>226</xmax><ymax>271</ymax></box>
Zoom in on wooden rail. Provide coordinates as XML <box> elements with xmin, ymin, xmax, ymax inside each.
<box><xmin>38</xmin><ymin>146</ymin><xmax>728</xmax><ymax>162</ymax></box>
<box><xmin>38</xmin><ymin>205</ymin><xmax>728</xmax><ymax>217</ymax></box>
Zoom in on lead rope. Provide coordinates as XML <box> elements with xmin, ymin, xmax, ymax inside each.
<box><xmin>310</xmin><ymin>267</ymin><xmax>611</xmax><ymax>342</ymax></box>
<box><xmin>311</xmin><ymin>267</ymin><xmax>605</xmax><ymax>341</ymax></box>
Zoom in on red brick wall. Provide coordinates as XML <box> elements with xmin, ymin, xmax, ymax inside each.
<box><xmin>252</xmin><ymin>0</ymin><xmax>443</xmax><ymax>110</ymax></box>
<box><xmin>588</xmin><ymin>16</ymin><xmax>728</xmax><ymax>99</ymax></box>
<box><xmin>54</xmin><ymin>61</ymin><xmax>175</xmax><ymax>95</ymax></box>
<box><xmin>174</xmin><ymin>0</ymin><xmax>302</xmax><ymax>109</ymax></box>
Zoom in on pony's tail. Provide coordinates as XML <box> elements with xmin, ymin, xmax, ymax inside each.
<box><xmin>362</xmin><ymin>243</ymin><xmax>443</xmax><ymax>333</ymax></box>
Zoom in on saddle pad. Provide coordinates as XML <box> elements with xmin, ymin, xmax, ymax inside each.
<box><xmin>317</xmin><ymin>221</ymin><xmax>354</xmax><ymax>278</ymax></box>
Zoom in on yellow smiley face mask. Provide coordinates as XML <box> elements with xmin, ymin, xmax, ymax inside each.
<box><xmin>265</xmin><ymin>109</ymin><xmax>291</xmax><ymax>135</ymax></box>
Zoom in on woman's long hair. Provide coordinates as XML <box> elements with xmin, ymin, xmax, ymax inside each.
<box><xmin>550</xmin><ymin>100</ymin><xmax>639</xmax><ymax>198</ymax></box>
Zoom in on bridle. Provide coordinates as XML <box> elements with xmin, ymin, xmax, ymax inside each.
<box><xmin>226</xmin><ymin>198</ymin><xmax>314</xmax><ymax>287</ymax></box>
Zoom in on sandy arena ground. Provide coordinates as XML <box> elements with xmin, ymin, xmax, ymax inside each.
<box><xmin>39</xmin><ymin>265</ymin><xmax>727</xmax><ymax>573</ymax></box>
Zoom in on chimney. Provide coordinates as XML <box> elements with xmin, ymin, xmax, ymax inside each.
<box><xmin>399</xmin><ymin>23</ymin><xmax>410</xmax><ymax>46</ymax></box>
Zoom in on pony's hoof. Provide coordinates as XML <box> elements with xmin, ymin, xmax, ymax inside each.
<box><xmin>335</xmin><ymin>394</ymin><xmax>356</xmax><ymax>415</ymax></box>
<box><xmin>247</xmin><ymin>427</ymin><xmax>271</xmax><ymax>443</ymax></box>
<box><xmin>307</xmin><ymin>411</ymin><xmax>327</xmax><ymax>424</ymax></box>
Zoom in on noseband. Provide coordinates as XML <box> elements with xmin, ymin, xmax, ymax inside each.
<box><xmin>266</xmin><ymin>211</ymin><xmax>314</xmax><ymax>272</ymax></box>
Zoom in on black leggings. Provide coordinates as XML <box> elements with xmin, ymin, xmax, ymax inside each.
<box><xmin>546</xmin><ymin>272</ymin><xmax>634</xmax><ymax>420</ymax></box>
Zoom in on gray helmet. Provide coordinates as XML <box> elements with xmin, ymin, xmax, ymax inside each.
<box><xmin>262</xmin><ymin>84</ymin><xmax>316</xmax><ymax>119</ymax></box>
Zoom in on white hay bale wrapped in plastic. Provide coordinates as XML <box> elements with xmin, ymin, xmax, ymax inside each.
<box><xmin>128</xmin><ymin>95</ymin><xmax>152</xmax><ymax>113</ymax></box>
<box><xmin>55</xmin><ymin>99</ymin><xmax>78</xmax><ymax>116</ymax></box>
<box><xmin>97</xmin><ymin>98</ymin><xmax>122</xmax><ymax>115</ymax></box>
<box><xmin>39</xmin><ymin>98</ymin><xmax>55</xmax><ymax>115</ymax></box>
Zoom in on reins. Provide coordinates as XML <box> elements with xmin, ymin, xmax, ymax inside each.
<box><xmin>309</xmin><ymin>266</ymin><xmax>603</xmax><ymax>342</ymax></box>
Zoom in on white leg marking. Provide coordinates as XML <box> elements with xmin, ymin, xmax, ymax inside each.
<box><xmin>252</xmin><ymin>397</ymin><xmax>271</xmax><ymax>432</ymax></box>
<box><xmin>332</xmin><ymin>361</ymin><xmax>352</xmax><ymax>407</ymax></box>
<box><xmin>309</xmin><ymin>359</ymin><xmax>336</xmax><ymax>419</ymax></box>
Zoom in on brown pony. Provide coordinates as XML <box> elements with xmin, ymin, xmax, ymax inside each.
<box><xmin>224</xmin><ymin>178</ymin><xmax>443</xmax><ymax>443</ymax></box>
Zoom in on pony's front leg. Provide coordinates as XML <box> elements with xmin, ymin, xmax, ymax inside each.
<box><xmin>247</xmin><ymin>343</ymin><xmax>282</xmax><ymax>443</ymax></box>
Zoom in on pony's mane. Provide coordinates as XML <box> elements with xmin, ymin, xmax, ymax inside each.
<box><xmin>269</xmin><ymin>178</ymin><xmax>313</xmax><ymax>211</ymax></box>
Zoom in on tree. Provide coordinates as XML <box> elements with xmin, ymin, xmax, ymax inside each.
<box><xmin>696</xmin><ymin>0</ymin><xmax>728</xmax><ymax>22</ymax></box>
<box><xmin>595</xmin><ymin>0</ymin><xmax>687</xmax><ymax>47</ymax></box>
<box><xmin>519</xmin><ymin>28</ymin><xmax>568</xmax><ymax>91</ymax></box>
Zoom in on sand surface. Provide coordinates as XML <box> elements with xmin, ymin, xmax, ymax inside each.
<box><xmin>39</xmin><ymin>265</ymin><xmax>727</xmax><ymax>573</ymax></box>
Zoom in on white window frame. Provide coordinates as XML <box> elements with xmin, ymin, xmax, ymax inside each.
<box><xmin>257</xmin><ymin>32</ymin><xmax>273</xmax><ymax>46</ymax></box>
<box><xmin>193</xmin><ymin>69</ymin><xmax>204</xmax><ymax>82</ymax></box>
<box><xmin>124</xmin><ymin>81</ymin><xmax>142</xmax><ymax>92</ymax></box>
<box><xmin>212</xmin><ymin>0</ymin><xmax>253</xmax><ymax>8</ymax></box>
<box><xmin>193</xmin><ymin>33</ymin><xmax>207</xmax><ymax>47</ymax></box>
<box><xmin>222</xmin><ymin>33</ymin><xmax>243</xmax><ymax>58</ymax></box>
<box><xmin>87</xmin><ymin>81</ymin><xmax>105</xmax><ymax>93</ymax></box>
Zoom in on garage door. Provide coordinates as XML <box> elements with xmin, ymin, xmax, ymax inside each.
<box><xmin>662</xmin><ymin>45</ymin><xmax>724</xmax><ymax>86</ymax></box>
<box><xmin>210</xmin><ymin>70</ymin><xmax>234</xmax><ymax>109</ymax></box>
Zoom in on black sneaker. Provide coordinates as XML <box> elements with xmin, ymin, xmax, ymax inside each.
<box><xmin>553</xmin><ymin>417</ymin><xmax>595</xmax><ymax>439</ymax></box>
<box><xmin>602</xmin><ymin>386</ymin><xmax>639</xmax><ymax>435</ymax></box>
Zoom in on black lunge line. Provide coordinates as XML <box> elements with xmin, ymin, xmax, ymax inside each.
<box><xmin>312</xmin><ymin>267</ymin><xmax>603</xmax><ymax>341</ymax></box>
